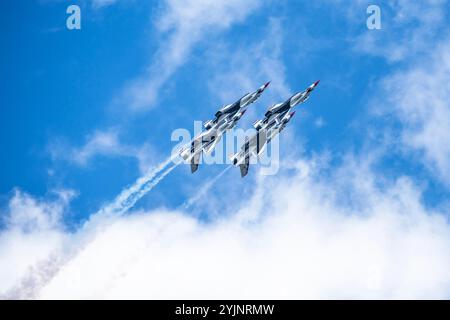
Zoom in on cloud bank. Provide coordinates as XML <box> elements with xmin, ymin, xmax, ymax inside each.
<box><xmin>1</xmin><ymin>155</ymin><xmax>449</xmax><ymax>299</ymax></box>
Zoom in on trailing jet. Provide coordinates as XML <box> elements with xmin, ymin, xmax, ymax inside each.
<box><xmin>231</xmin><ymin>80</ymin><xmax>320</xmax><ymax>177</ymax></box>
<box><xmin>230</xmin><ymin>111</ymin><xmax>296</xmax><ymax>177</ymax></box>
<box><xmin>180</xmin><ymin>82</ymin><xmax>270</xmax><ymax>173</ymax></box>
<box><xmin>253</xmin><ymin>80</ymin><xmax>319</xmax><ymax>131</ymax></box>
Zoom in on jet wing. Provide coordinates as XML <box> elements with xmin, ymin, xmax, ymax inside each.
<box><xmin>202</xmin><ymin>128</ymin><xmax>225</xmax><ymax>154</ymax></box>
<box><xmin>180</xmin><ymin>133</ymin><xmax>206</xmax><ymax>173</ymax></box>
<box><xmin>203</xmin><ymin>136</ymin><xmax>220</xmax><ymax>154</ymax></box>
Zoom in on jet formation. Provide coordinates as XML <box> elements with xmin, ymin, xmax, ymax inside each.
<box><xmin>180</xmin><ymin>82</ymin><xmax>270</xmax><ymax>173</ymax></box>
<box><xmin>179</xmin><ymin>80</ymin><xmax>320</xmax><ymax>177</ymax></box>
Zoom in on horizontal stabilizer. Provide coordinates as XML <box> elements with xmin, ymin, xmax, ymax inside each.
<box><xmin>190</xmin><ymin>150</ymin><xmax>201</xmax><ymax>173</ymax></box>
<box><xmin>239</xmin><ymin>145</ymin><xmax>250</xmax><ymax>177</ymax></box>
<box><xmin>239</xmin><ymin>163</ymin><xmax>249</xmax><ymax>178</ymax></box>
<box><xmin>190</xmin><ymin>163</ymin><xmax>199</xmax><ymax>173</ymax></box>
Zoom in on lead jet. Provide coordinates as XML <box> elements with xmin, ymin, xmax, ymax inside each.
<box><xmin>253</xmin><ymin>80</ymin><xmax>319</xmax><ymax>131</ymax></box>
<box><xmin>230</xmin><ymin>111</ymin><xmax>296</xmax><ymax>177</ymax></box>
<box><xmin>180</xmin><ymin>82</ymin><xmax>270</xmax><ymax>173</ymax></box>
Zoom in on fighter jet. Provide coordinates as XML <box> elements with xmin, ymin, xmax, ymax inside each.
<box><xmin>204</xmin><ymin>81</ymin><xmax>271</xmax><ymax>131</ymax></box>
<box><xmin>180</xmin><ymin>82</ymin><xmax>270</xmax><ymax>173</ymax></box>
<box><xmin>230</xmin><ymin>111</ymin><xmax>296</xmax><ymax>177</ymax></box>
<box><xmin>253</xmin><ymin>80</ymin><xmax>319</xmax><ymax>131</ymax></box>
<box><xmin>231</xmin><ymin>80</ymin><xmax>320</xmax><ymax>177</ymax></box>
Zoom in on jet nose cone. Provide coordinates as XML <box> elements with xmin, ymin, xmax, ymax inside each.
<box><xmin>264</xmin><ymin>81</ymin><xmax>270</xmax><ymax>89</ymax></box>
<box><xmin>313</xmin><ymin>80</ymin><xmax>320</xmax><ymax>87</ymax></box>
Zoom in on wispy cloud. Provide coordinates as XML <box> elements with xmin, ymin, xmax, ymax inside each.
<box><xmin>377</xmin><ymin>38</ymin><xmax>450</xmax><ymax>184</ymax></box>
<box><xmin>207</xmin><ymin>18</ymin><xmax>291</xmax><ymax>101</ymax></box>
<box><xmin>48</xmin><ymin>129</ymin><xmax>156</xmax><ymax>174</ymax></box>
<box><xmin>352</xmin><ymin>0</ymin><xmax>447</xmax><ymax>62</ymax></box>
<box><xmin>120</xmin><ymin>0</ymin><xmax>263</xmax><ymax>111</ymax></box>
<box><xmin>205</xmin><ymin>18</ymin><xmax>291</xmax><ymax>128</ymax></box>
<box><xmin>330</xmin><ymin>0</ymin><xmax>450</xmax><ymax>186</ymax></box>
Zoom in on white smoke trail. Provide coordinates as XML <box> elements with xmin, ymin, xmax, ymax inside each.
<box><xmin>96</xmin><ymin>155</ymin><xmax>178</xmax><ymax>217</ymax></box>
<box><xmin>182</xmin><ymin>165</ymin><xmax>232</xmax><ymax>210</ymax></box>
<box><xmin>112</xmin><ymin>162</ymin><xmax>179</xmax><ymax>214</ymax></box>
<box><xmin>96</xmin><ymin>165</ymin><xmax>232</xmax><ymax>293</ymax></box>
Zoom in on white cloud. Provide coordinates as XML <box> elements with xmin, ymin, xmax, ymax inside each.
<box><xmin>0</xmin><ymin>190</ymin><xmax>73</xmax><ymax>297</ymax></box>
<box><xmin>1</xmin><ymin>156</ymin><xmax>449</xmax><ymax>299</ymax></box>
<box><xmin>49</xmin><ymin>129</ymin><xmax>157</xmax><ymax>174</ymax></box>
<box><xmin>121</xmin><ymin>0</ymin><xmax>263</xmax><ymax>110</ymax></box>
<box><xmin>69</xmin><ymin>130</ymin><xmax>121</xmax><ymax>165</ymax></box>
<box><xmin>376</xmin><ymin>39</ymin><xmax>450</xmax><ymax>184</ymax></box>
<box><xmin>4</xmin><ymin>189</ymin><xmax>75</xmax><ymax>232</ymax></box>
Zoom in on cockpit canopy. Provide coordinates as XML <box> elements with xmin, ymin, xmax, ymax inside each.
<box><xmin>218</xmin><ymin>104</ymin><xmax>232</xmax><ymax>112</ymax></box>
<box><xmin>268</xmin><ymin>103</ymin><xmax>282</xmax><ymax>112</ymax></box>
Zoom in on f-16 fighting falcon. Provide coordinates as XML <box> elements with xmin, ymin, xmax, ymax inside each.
<box><xmin>253</xmin><ymin>80</ymin><xmax>319</xmax><ymax>131</ymax></box>
<box><xmin>230</xmin><ymin>111</ymin><xmax>296</xmax><ymax>177</ymax></box>
<box><xmin>180</xmin><ymin>82</ymin><xmax>270</xmax><ymax>173</ymax></box>
<box><xmin>231</xmin><ymin>80</ymin><xmax>320</xmax><ymax>177</ymax></box>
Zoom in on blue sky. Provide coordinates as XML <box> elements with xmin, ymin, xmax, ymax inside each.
<box><xmin>1</xmin><ymin>0</ymin><xmax>450</xmax><ymax>298</ymax></box>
